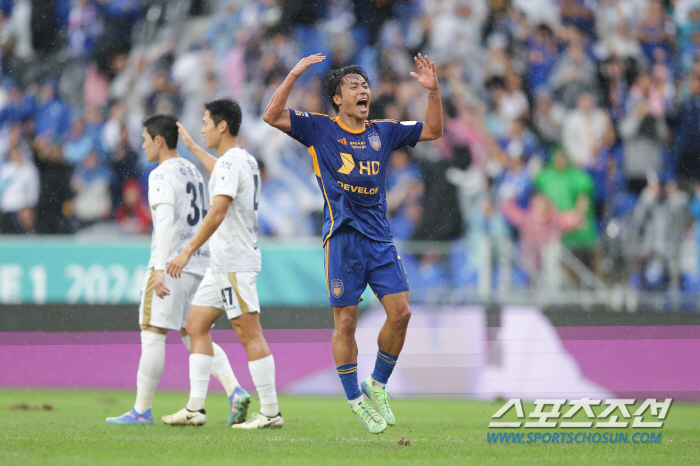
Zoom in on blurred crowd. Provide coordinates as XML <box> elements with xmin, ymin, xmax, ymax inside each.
<box><xmin>3</xmin><ymin>0</ymin><xmax>700</xmax><ymax>293</ymax></box>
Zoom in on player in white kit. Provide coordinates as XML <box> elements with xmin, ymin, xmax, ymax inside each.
<box><xmin>162</xmin><ymin>99</ymin><xmax>282</xmax><ymax>429</ymax></box>
<box><xmin>106</xmin><ymin>115</ymin><xmax>244</xmax><ymax>425</ymax></box>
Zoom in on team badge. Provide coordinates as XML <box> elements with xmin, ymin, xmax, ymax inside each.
<box><xmin>330</xmin><ymin>279</ymin><xmax>344</xmax><ymax>298</ymax></box>
<box><xmin>368</xmin><ymin>132</ymin><xmax>381</xmax><ymax>151</ymax></box>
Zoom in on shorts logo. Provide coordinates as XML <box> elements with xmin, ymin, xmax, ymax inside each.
<box><xmin>368</xmin><ymin>133</ymin><xmax>381</xmax><ymax>151</ymax></box>
<box><xmin>330</xmin><ymin>279</ymin><xmax>344</xmax><ymax>298</ymax></box>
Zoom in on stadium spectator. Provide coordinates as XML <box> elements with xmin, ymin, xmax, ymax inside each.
<box><xmin>500</xmin><ymin>191</ymin><xmax>583</xmax><ymax>276</ymax></box>
<box><xmin>535</xmin><ymin>146</ymin><xmax>598</xmax><ymax>269</ymax></box>
<box><xmin>620</xmin><ymin>71</ymin><xmax>670</xmax><ymax>194</ymax></box>
<box><xmin>632</xmin><ymin>175</ymin><xmax>688</xmax><ymax>291</ymax></box>
<box><xmin>0</xmin><ymin>145</ymin><xmax>39</xmax><ymax>233</ymax></box>
<box><xmin>562</xmin><ymin>90</ymin><xmax>615</xmax><ymax>170</ymax></box>
<box><xmin>63</xmin><ymin>118</ymin><xmax>94</xmax><ymax>166</ymax></box>
<box><xmin>33</xmin><ymin>143</ymin><xmax>73</xmax><ymax>234</ymax></box>
<box><xmin>674</xmin><ymin>73</ymin><xmax>700</xmax><ymax>184</ymax></box>
<box><xmin>71</xmin><ymin>150</ymin><xmax>112</xmax><ymax>227</ymax></box>
<box><xmin>386</xmin><ymin>149</ymin><xmax>423</xmax><ymax>241</ymax></box>
<box><xmin>114</xmin><ymin>178</ymin><xmax>150</xmax><ymax>234</ymax></box>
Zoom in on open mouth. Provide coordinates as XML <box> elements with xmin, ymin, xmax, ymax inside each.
<box><xmin>357</xmin><ymin>98</ymin><xmax>369</xmax><ymax>113</ymax></box>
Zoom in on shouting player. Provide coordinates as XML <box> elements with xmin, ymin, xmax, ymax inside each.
<box><xmin>107</xmin><ymin>115</ymin><xmax>241</xmax><ymax>425</ymax></box>
<box><xmin>263</xmin><ymin>53</ymin><xmax>443</xmax><ymax>434</ymax></box>
<box><xmin>162</xmin><ymin>99</ymin><xmax>282</xmax><ymax>429</ymax></box>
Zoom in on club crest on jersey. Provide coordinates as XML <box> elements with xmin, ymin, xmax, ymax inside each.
<box><xmin>330</xmin><ymin>279</ymin><xmax>344</xmax><ymax>298</ymax></box>
<box><xmin>368</xmin><ymin>132</ymin><xmax>381</xmax><ymax>151</ymax></box>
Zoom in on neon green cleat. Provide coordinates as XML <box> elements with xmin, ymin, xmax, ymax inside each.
<box><xmin>361</xmin><ymin>377</ymin><xmax>395</xmax><ymax>426</ymax></box>
<box><xmin>351</xmin><ymin>401</ymin><xmax>387</xmax><ymax>434</ymax></box>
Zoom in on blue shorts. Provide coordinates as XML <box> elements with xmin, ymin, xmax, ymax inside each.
<box><xmin>324</xmin><ymin>227</ymin><xmax>409</xmax><ymax>307</ymax></box>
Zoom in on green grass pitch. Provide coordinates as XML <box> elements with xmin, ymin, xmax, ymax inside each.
<box><xmin>1</xmin><ymin>389</ymin><xmax>698</xmax><ymax>465</ymax></box>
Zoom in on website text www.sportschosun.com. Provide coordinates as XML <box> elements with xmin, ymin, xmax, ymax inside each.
<box><xmin>487</xmin><ymin>431</ymin><xmax>662</xmax><ymax>444</ymax></box>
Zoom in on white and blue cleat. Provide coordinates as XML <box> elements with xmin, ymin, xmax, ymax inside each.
<box><xmin>106</xmin><ymin>408</ymin><xmax>153</xmax><ymax>425</ymax></box>
<box><xmin>227</xmin><ymin>386</ymin><xmax>251</xmax><ymax>426</ymax></box>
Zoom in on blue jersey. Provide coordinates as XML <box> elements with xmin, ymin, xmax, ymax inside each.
<box><xmin>287</xmin><ymin>109</ymin><xmax>423</xmax><ymax>244</ymax></box>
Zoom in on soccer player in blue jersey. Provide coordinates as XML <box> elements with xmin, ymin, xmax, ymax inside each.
<box><xmin>263</xmin><ymin>53</ymin><xmax>443</xmax><ymax>434</ymax></box>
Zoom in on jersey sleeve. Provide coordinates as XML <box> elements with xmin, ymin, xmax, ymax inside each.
<box><xmin>211</xmin><ymin>158</ymin><xmax>240</xmax><ymax>200</ymax></box>
<box><xmin>148</xmin><ymin>170</ymin><xmax>176</xmax><ymax>209</ymax></box>
<box><xmin>287</xmin><ymin>109</ymin><xmax>326</xmax><ymax>147</ymax></box>
<box><xmin>390</xmin><ymin>121</ymin><xmax>424</xmax><ymax>150</ymax></box>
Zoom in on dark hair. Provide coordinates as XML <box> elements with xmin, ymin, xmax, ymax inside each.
<box><xmin>205</xmin><ymin>98</ymin><xmax>242</xmax><ymax>136</ymax></box>
<box><xmin>143</xmin><ymin>114</ymin><xmax>178</xmax><ymax>149</ymax></box>
<box><xmin>321</xmin><ymin>66</ymin><xmax>371</xmax><ymax>113</ymax></box>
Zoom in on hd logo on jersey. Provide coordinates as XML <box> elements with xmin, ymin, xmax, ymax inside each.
<box><xmin>330</xmin><ymin>279</ymin><xmax>344</xmax><ymax>298</ymax></box>
<box><xmin>368</xmin><ymin>132</ymin><xmax>381</xmax><ymax>151</ymax></box>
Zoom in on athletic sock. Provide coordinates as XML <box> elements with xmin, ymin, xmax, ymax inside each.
<box><xmin>248</xmin><ymin>354</ymin><xmax>278</xmax><ymax>417</ymax></box>
<box><xmin>187</xmin><ymin>353</ymin><xmax>213</xmax><ymax>410</ymax></box>
<box><xmin>181</xmin><ymin>336</ymin><xmax>239</xmax><ymax>397</ymax></box>
<box><xmin>337</xmin><ymin>363</ymin><xmax>363</xmax><ymax>402</ymax></box>
<box><xmin>134</xmin><ymin>330</ymin><xmax>166</xmax><ymax>414</ymax></box>
<box><xmin>212</xmin><ymin>342</ymin><xmax>239</xmax><ymax>398</ymax></box>
<box><xmin>371</xmin><ymin>349</ymin><xmax>398</xmax><ymax>385</ymax></box>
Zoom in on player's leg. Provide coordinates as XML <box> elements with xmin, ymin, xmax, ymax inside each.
<box><xmin>180</xmin><ymin>279</ymin><xmax>242</xmax><ymax>404</ymax></box>
<box><xmin>327</xmin><ymin>229</ymin><xmax>387</xmax><ymax>434</ymax></box>
<box><xmin>362</xmin><ymin>242</ymin><xmax>412</xmax><ymax>426</ymax></box>
<box><xmin>224</xmin><ymin>271</ymin><xmax>282</xmax><ymax>429</ymax></box>
<box><xmin>107</xmin><ymin>268</ymin><xmax>176</xmax><ymax>425</ymax></box>
<box><xmin>162</xmin><ymin>304</ymin><xmax>221</xmax><ymax>426</ymax></box>
<box><xmin>180</xmin><ymin>327</ymin><xmax>241</xmax><ymax>399</ymax></box>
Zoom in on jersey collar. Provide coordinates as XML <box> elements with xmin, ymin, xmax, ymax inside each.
<box><xmin>332</xmin><ymin>117</ymin><xmax>368</xmax><ymax>134</ymax></box>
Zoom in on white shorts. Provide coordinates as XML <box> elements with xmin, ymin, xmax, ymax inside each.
<box><xmin>139</xmin><ymin>269</ymin><xmax>202</xmax><ymax>330</ymax></box>
<box><xmin>191</xmin><ymin>269</ymin><xmax>260</xmax><ymax>320</ymax></box>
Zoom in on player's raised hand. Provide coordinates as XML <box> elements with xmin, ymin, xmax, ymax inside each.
<box><xmin>167</xmin><ymin>251</ymin><xmax>190</xmax><ymax>279</ymax></box>
<box><xmin>176</xmin><ymin>122</ymin><xmax>196</xmax><ymax>150</ymax></box>
<box><xmin>410</xmin><ymin>53</ymin><xmax>439</xmax><ymax>91</ymax></box>
<box><xmin>289</xmin><ymin>53</ymin><xmax>326</xmax><ymax>78</ymax></box>
<box><xmin>153</xmin><ymin>270</ymin><xmax>170</xmax><ymax>298</ymax></box>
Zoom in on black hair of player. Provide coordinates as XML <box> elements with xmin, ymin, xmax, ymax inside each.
<box><xmin>321</xmin><ymin>66</ymin><xmax>371</xmax><ymax>114</ymax></box>
<box><xmin>205</xmin><ymin>99</ymin><xmax>242</xmax><ymax>136</ymax></box>
<box><xmin>143</xmin><ymin>114</ymin><xmax>178</xmax><ymax>150</ymax></box>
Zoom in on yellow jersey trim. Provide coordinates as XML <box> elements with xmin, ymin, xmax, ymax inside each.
<box><xmin>309</xmin><ymin>146</ymin><xmax>335</xmax><ymax>245</ymax></box>
<box><xmin>332</xmin><ymin>117</ymin><xmax>367</xmax><ymax>134</ymax></box>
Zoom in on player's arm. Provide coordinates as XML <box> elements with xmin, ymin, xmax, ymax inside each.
<box><xmin>176</xmin><ymin>122</ymin><xmax>217</xmax><ymax>173</ymax></box>
<box><xmin>167</xmin><ymin>195</ymin><xmax>232</xmax><ymax>278</ymax></box>
<box><xmin>410</xmin><ymin>53</ymin><xmax>443</xmax><ymax>142</ymax></box>
<box><xmin>151</xmin><ymin>203</ymin><xmax>173</xmax><ymax>298</ymax></box>
<box><xmin>262</xmin><ymin>53</ymin><xmax>326</xmax><ymax>133</ymax></box>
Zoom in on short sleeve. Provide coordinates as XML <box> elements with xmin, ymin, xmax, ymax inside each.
<box><xmin>287</xmin><ymin>109</ymin><xmax>325</xmax><ymax>147</ymax></box>
<box><xmin>148</xmin><ymin>171</ymin><xmax>175</xmax><ymax>209</ymax></box>
<box><xmin>211</xmin><ymin>158</ymin><xmax>240</xmax><ymax>200</ymax></box>
<box><xmin>391</xmin><ymin>121</ymin><xmax>424</xmax><ymax>150</ymax></box>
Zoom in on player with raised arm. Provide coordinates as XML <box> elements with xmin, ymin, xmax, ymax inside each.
<box><xmin>161</xmin><ymin>99</ymin><xmax>282</xmax><ymax>429</ymax></box>
<box><xmin>262</xmin><ymin>53</ymin><xmax>442</xmax><ymax>434</ymax></box>
<box><xmin>106</xmin><ymin>115</ymin><xmax>243</xmax><ymax>425</ymax></box>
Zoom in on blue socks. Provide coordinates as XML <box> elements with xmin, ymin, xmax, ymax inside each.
<box><xmin>371</xmin><ymin>349</ymin><xmax>398</xmax><ymax>384</ymax></box>
<box><xmin>337</xmin><ymin>363</ymin><xmax>362</xmax><ymax>401</ymax></box>
<box><xmin>338</xmin><ymin>350</ymin><xmax>399</xmax><ymax>400</ymax></box>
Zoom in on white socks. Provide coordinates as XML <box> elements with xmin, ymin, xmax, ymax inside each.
<box><xmin>187</xmin><ymin>353</ymin><xmax>213</xmax><ymax>411</ymax></box>
<box><xmin>249</xmin><ymin>354</ymin><xmax>278</xmax><ymax>417</ymax></box>
<box><xmin>134</xmin><ymin>331</ymin><xmax>166</xmax><ymax>414</ymax></box>
<box><xmin>181</xmin><ymin>335</ymin><xmax>239</xmax><ymax>398</ymax></box>
<box><xmin>212</xmin><ymin>343</ymin><xmax>239</xmax><ymax>397</ymax></box>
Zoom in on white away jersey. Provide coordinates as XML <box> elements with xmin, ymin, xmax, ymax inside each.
<box><xmin>147</xmin><ymin>157</ymin><xmax>210</xmax><ymax>275</ymax></box>
<box><xmin>208</xmin><ymin>147</ymin><xmax>261</xmax><ymax>272</ymax></box>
